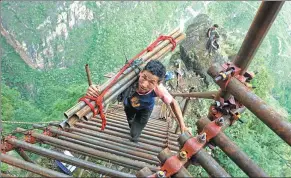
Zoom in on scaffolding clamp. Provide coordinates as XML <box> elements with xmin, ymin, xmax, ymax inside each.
<box><xmin>200</xmin><ymin>118</ymin><xmax>223</xmax><ymax>142</ymax></box>
<box><xmin>215</xmin><ymin>62</ymin><xmax>242</xmax><ymax>89</ymax></box>
<box><xmin>160</xmin><ymin>155</ymin><xmax>187</xmax><ymax>177</ymax></box>
<box><xmin>24</xmin><ymin>131</ymin><xmax>36</xmax><ymax>144</ymax></box>
<box><xmin>1</xmin><ymin>135</ymin><xmax>16</xmax><ymax>153</ymax></box>
<box><xmin>180</xmin><ymin>136</ymin><xmax>205</xmax><ymax>159</ymax></box>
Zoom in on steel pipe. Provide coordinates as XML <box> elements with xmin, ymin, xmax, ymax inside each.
<box><xmin>81</xmin><ymin>120</ymin><xmax>177</xmax><ymax>142</ymax></box>
<box><xmin>171</xmin><ymin>91</ymin><xmax>218</xmax><ymax>100</ymax></box>
<box><xmin>57</xmin><ymin>136</ymin><xmax>159</xmax><ymax>165</ymax></box>
<box><xmin>15</xmin><ymin>148</ymin><xmax>35</xmax><ymax>163</ymax></box>
<box><xmin>74</xmin><ymin>122</ymin><xmax>180</xmax><ymax>151</ymax></box>
<box><xmin>197</xmin><ymin>117</ymin><xmax>268</xmax><ymax>177</ymax></box>
<box><xmin>90</xmin><ymin>117</ymin><xmax>177</xmax><ymax>136</ymax></box>
<box><xmin>70</xmin><ymin>130</ymin><xmax>158</xmax><ymax>156</ymax></box>
<box><xmin>47</xmin><ymin>127</ymin><xmax>159</xmax><ymax>164</ymax></box>
<box><xmin>10</xmin><ymin>139</ymin><xmax>136</xmax><ymax>177</ymax></box>
<box><xmin>233</xmin><ymin>1</ymin><xmax>284</xmax><ymax>74</ymax></box>
<box><xmin>45</xmin><ymin>141</ymin><xmax>139</xmax><ymax>171</ymax></box>
<box><xmin>194</xmin><ymin>149</ymin><xmax>231</xmax><ymax>177</ymax></box>
<box><xmin>17</xmin><ymin>130</ymin><xmax>158</xmax><ymax>171</ymax></box>
<box><xmin>68</xmin><ymin>127</ymin><xmax>163</xmax><ymax>153</ymax></box>
<box><xmin>208</xmin><ymin>64</ymin><xmax>291</xmax><ymax>146</ymax></box>
<box><xmin>0</xmin><ymin>153</ymin><xmax>72</xmax><ymax>177</ymax></box>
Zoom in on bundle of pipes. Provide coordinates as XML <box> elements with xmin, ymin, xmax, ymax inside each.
<box><xmin>61</xmin><ymin>28</ymin><xmax>186</xmax><ymax>128</ymax></box>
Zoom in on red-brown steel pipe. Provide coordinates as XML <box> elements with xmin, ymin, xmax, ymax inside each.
<box><xmin>197</xmin><ymin>117</ymin><xmax>268</xmax><ymax>177</ymax></box>
<box><xmin>47</xmin><ymin>127</ymin><xmax>159</xmax><ymax>163</ymax></box>
<box><xmin>70</xmin><ymin>131</ymin><xmax>158</xmax><ymax>156</ymax></box>
<box><xmin>74</xmin><ymin>122</ymin><xmax>180</xmax><ymax>150</ymax></box>
<box><xmin>171</xmin><ymin>91</ymin><xmax>218</xmax><ymax>100</ymax></box>
<box><xmin>6</xmin><ymin>138</ymin><xmax>135</xmax><ymax>177</ymax></box>
<box><xmin>57</xmin><ymin>136</ymin><xmax>159</xmax><ymax>165</ymax></box>
<box><xmin>233</xmin><ymin>1</ymin><xmax>284</xmax><ymax>74</ymax></box>
<box><xmin>0</xmin><ymin>153</ymin><xmax>72</xmax><ymax>177</ymax></box>
<box><xmin>208</xmin><ymin>64</ymin><xmax>291</xmax><ymax>146</ymax></box>
<box><xmin>15</xmin><ymin>148</ymin><xmax>35</xmax><ymax>163</ymax></box>
<box><xmin>90</xmin><ymin>117</ymin><xmax>178</xmax><ymax>136</ymax></box>
<box><xmin>194</xmin><ymin>149</ymin><xmax>231</xmax><ymax>177</ymax></box>
<box><xmin>20</xmin><ymin>131</ymin><xmax>158</xmax><ymax>171</ymax></box>
<box><xmin>82</xmin><ymin>120</ymin><xmax>177</xmax><ymax>142</ymax></box>
<box><xmin>68</xmin><ymin>127</ymin><xmax>163</xmax><ymax>153</ymax></box>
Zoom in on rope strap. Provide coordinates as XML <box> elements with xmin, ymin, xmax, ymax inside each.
<box><xmin>147</xmin><ymin>35</ymin><xmax>177</xmax><ymax>52</ymax></box>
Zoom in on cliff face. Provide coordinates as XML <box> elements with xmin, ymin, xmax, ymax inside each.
<box><xmin>180</xmin><ymin>14</ymin><xmax>229</xmax><ymax>86</ymax></box>
<box><xmin>1</xmin><ymin>1</ymin><xmax>94</xmax><ymax>70</ymax></box>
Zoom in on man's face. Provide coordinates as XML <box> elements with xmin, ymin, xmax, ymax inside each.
<box><xmin>138</xmin><ymin>70</ymin><xmax>160</xmax><ymax>93</ymax></box>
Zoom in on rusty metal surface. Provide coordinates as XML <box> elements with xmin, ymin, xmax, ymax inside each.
<box><xmin>47</xmin><ymin>127</ymin><xmax>159</xmax><ymax>164</ymax></box>
<box><xmin>233</xmin><ymin>1</ymin><xmax>284</xmax><ymax>74</ymax></box>
<box><xmin>15</xmin><ymin>148</ymin><xmax>35</xmax><ymax>163</ymax></box>
<box><xmin>171</xmin><ymin>91</ymin><xmax>218</xmax><ymax>100</ymax></box>
<box><xmin>194</xmin><ymin>149</ymin><xmax>231</xmax><ymax>177</ymax></box>
<box><xmin>0</xmin><ymin>153</ymin><xmax>72</xmax><ymax>177</ymax></box>
<box><xmin>7</xmin><ymin>138</ymin><xmax>136</xmax><ymax>177</ymax></box>
<box><xmin>24</xmin><ymin>131</ymin><xmax>158</xmax><ymax>171</ymax></box>
<box><xmin>208</xmin><ymin>64</ymin><xmax>291</xmax><ymax>146</ymax></box>
<box><xmin>197</xmin><ymin>117</ymin><xmax>268</xmax><ymax>177</ymax></box>
<box><xmin>74</xmin><ymin>122</ymin><xmax>180</xmax><ymax>151</ymax></box>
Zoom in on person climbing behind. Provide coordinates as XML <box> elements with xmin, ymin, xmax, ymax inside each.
<box><xmin>206</xmin><ymin>24</ymin><xmax>220</xmax><ymax>56</ymax></box>
<box><xmin>86</xmin><ymin>60</ymin><xmax>188</xmax><ymax>143</ymax></box>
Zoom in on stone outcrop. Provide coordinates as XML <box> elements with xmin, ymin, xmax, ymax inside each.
<box><xmin>180</xmin><ymin>14</ymin><xmax>228</xmax><ymax>86</ymax></box>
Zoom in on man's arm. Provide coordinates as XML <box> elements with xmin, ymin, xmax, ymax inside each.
<box><xmin>169</xmin><ymin>99</ymin><xmax>187</xmax><ymax>133</ymax></box>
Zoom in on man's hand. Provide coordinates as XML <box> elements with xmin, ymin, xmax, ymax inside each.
<box><xmin>180</xmin><ymin>125</ymin><xmax>191</xmax><ymax>135</ymax></box>
<box><xmin>86</xmin><ymin>85</ymin><xmax>101</xmax><ymax>97</ymax></box>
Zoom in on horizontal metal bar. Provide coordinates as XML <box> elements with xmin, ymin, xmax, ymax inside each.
<box><xmin>48</xmin><ymin>128</ymin><xmax>159</xmax><ymax>164</ymax></box>
<box><xmin>0</xmin><ymin>153</ymin><xmax>72</xmax><ymax>177</ymax></box>
<box><xmin>7</xmin><ymin>138</ymin><xmax>136</xmax><ymax>177</ymax></box>
<box><xmin>170</xmin><ymin>91</ymin><xmax>218</xmax><ymax>99</ymax></box>
<box><xmin>74</xmin><ymin>122</ymin><xmax>180</xmax><ymax>150</ymax></box>
<box><xmin>70</xmin><ymin>131</ymin><xmax>158</xmax><ymax>156</ymax></box>
<box><xmin>81</xmin><ymin>120</ymin><xmax>178</xmax><ymax>142</ymax></box>
<box><xmin>68</xmin><ymin>127</ymin><xmax>163</xmax><ymax>153</ymax></box>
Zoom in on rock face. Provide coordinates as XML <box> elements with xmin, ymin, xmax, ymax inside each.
<box><xmin>180</xmin><ymin>14</ymin><xmax>228</xmax><ymax>86</ymax></box>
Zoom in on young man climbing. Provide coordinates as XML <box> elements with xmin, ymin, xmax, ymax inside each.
<box><xmin>86</xmin><ymin>60</ymin><xmax>188</xmax><ymax>143</ymax></box>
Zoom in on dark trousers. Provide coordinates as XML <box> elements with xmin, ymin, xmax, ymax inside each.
<box><xmin>124</xmin><ymin>105</ymin><xmax>153</xmax><ymax>142</ymax></box>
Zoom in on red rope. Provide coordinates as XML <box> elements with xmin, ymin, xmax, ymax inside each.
<box><xmin>147</xmin><ymin>35</ymin><xmax>176</xmax><ymax>52</ymax></box>
<box><xmin>79</xmin><ymin>35</ymin><xmax>176</xmax><ymax>131</ymax></box>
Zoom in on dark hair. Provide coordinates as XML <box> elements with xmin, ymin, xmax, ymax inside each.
<box><xmin>213</xmin><ymin>24</ymin><xmax>219</xmax><ymax>28</ymax></box>
<box><xmin>143</xmin><ymin>60</ymin><xmax>166</xmax><ymax>82</ymax></box>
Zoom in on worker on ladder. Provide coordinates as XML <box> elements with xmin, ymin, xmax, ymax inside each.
<box><xmin>86</xmin><ymin>60</ymin><xmax>188</xmax><ymax>143</ymax></box>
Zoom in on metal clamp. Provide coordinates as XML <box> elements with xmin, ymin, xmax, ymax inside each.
<box><xmin>215</xmin><ymin>62</ymin><xmax>242</xmax><ymax>89</ymax></box>
<box><xmin>24</xmin><ymin>131</ymin><xmax>36</xmax><ymax>144</ymax></box>
<box><xmin>1</xmin><ymin>135</ymin><xmax>16</xmax><ymax>153</ymax></box>
<box><xmin>200</xmin><ymin>118</ymin><xmax>224</xmax><ymax>142</ymax></box>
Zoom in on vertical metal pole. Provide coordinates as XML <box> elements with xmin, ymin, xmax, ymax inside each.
<box><xmin>233</xmin><ymin>1</ymin><xmax>284</xmax><ymax>75</ymax></box>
